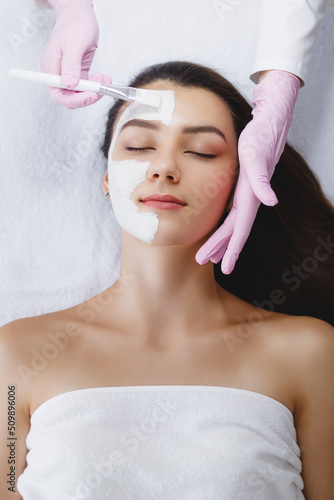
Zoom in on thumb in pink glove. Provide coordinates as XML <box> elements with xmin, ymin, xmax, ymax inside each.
<box><xmin>41</xmin><ymin>0</ymin><xmax>110</xmax><ymax>108</ymax></box>
<box><xmin>196</xmin><ymin>70</ymin><xmax>300</xmax><ymax>274</ymax></box>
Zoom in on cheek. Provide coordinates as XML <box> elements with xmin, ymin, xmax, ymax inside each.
<box><xmin>189</xmin><ymin>163</ymin><xmax>236</xmax><ymax>214</ymax></box>
<box><xmin>108</xmin><ymin>158</ymin><xmax>149</xmax><ymax>195</ymax></box>
<box><xmin>111</xmin><ymin>140</ymin><xmax>129</xmax><ymax>162</ymax></box>
<box><xmin>107</xmin><ymin>158</ymin><xmax>159</xmax><ymax>244</ymax></box>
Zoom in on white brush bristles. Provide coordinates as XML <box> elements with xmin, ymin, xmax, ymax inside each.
<box><xmin>134</xmin><ymin>89</ymin><xmax>162</xmax><ymax>108</ymax></box>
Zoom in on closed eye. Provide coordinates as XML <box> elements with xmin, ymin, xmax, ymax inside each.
<box><xmin>185</xmin><ymin>151</ymin><xmax>217</xmax><ymax>159</ymax></box>
<box><xmin>126</xmin><ymin>147</ymin><xmax>154</xmax><ymax>152</ymax></box>
<box><xmin>126</xmin><ymin>147</ymin><xmax>216</xmax><ymax>159</ymax></box>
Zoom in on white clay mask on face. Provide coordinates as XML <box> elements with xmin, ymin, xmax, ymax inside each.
<box><xmin>107</xmin><ymin>90</ymin><xmax>175</xmax><ymax>243</ymax></box>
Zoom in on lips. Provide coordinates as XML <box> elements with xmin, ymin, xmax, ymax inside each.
<box><xmin>141</xmin><ymin>193</ymin><xmax>187</xmax><ymax>210</ymax></box>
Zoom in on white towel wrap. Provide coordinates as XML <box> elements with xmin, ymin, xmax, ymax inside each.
<box><xmin>17</xmin><ymin>385</ymin><xmax>305</xmax><ymax>500</ymax></box>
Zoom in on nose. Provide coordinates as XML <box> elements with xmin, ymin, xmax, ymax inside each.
<box><xmin>147</xmin><ymin>146</ymin><xmax>180</xmax><ymax>183</ymax></box>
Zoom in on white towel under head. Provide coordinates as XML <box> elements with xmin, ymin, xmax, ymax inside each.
<box><xmin>17</xmin><ymin>385</ymin><xmax>305</xmax><ymax>500</ymax></box>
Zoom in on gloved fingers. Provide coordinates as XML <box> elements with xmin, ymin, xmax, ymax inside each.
<box><xmin>49</xmin><ymin>72</ymin><xmax>112</xmax><ymax>109</ymax></box>
<box><xmin>41</xmin><ymin>37</ymin><xmax>62</xmax><ymax>76</ymax></box>
<box><xmin>220</xmin><ymin>225</ymin><xmax>249</xmax><ymax>275</ymax></box>
<box><xmin>60</xmin><ymin>42</ymin><xmax>97</xmax><ymax>89</ymax></box>
<box><xmin>40</xmin><ymin>0</ymin><xmax>99</xmax><ymax>106</ymax></box>
<box><xmin>237</xmin><ymin>124</ymin><xmax>279</xmax><ymax>206</ymax></box>
<box><xmin>41</xmin><ymin>38</ymin><xmax>77</xmax><ymax>105</ymax></box>
<box><xmin>217</xmin><ymin>169</ymin><xmax>261</xmax><ymax>274</ymax></box>
<box><xmin>209</xmin><ymin>239</ymin><xmax>231</xmax><ymax>264</ymax></box>
<box><xmin>81</xmin><ymin>46</ymin><xmax>99</xmax><ymax>75</ymax></box>
<box><xmin>46</xmin><ymin>88</ymin><xmax>100</xmax><ymax>108</ymax></box>
<box><xmin>235</xmin><ymin>70</ymin><xmax>301</xmax><ymax>209</ymax></box>
<box><xmin>213</xmin><ymin>70</ymin><xmax>301</xmax><ymax>274</ymax></box>
<box><xmin>41</xmin><ymin>49</ymin><xmax>74</xmax><ymax>105</ymax></box>
<box><xmin>239</xmin><ymin>154</ymin><xmax>278</xmax><ymax>206</ymax></box>
<box><xmin>88</xmin><ymin>72</ymin><xmax>112</xmax><ymax>85</ymax></box>
<box><xmin>207</xmin><ymin>211</ymin><xmax>236</xmax><ymax>263</ymax></box>
<box><xmin>220</xmin><ymin>196</ymin><xmax>260</xmax><ymax>274</ymax></box>
<box><xmin>195</xmin><ymin>210</ymin><xmax>235</xmax><ymax>265</ymax></box>
<box><xmin>253</xmin><ymin>179</ymin><xmax>278</xmax><ymax>207</ymax></box>
<box><xmin>46</xmin><ymin>0</ymin><xmax>99</xmax><ymax>88</ymax></box>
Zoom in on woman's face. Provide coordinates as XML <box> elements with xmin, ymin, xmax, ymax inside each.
<box><xmin>105</xmin><ymin>82</ymin><xmax>238</xmax><ymax>246</ymax></box>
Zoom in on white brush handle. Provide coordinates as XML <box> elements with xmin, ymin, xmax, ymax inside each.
<box><xmin>8</xmin><ymin>68</ymin><xmax>101</xmax><ymax>92</ymax></box>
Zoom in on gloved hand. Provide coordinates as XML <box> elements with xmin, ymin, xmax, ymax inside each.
<box><xmin>196</xmin><ymin>70</ymin><xmax>300</xmax><ymax>274</ymax></box>
<box><xmin>41</xmin><ymin>0</ymin><xmax>110</xmax><ymax>108</ymax></box>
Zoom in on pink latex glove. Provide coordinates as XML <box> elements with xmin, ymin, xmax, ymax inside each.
<box><xmin>41</xmin><ymin>0</ymin><xmax>110</xmax><ymax>108</ymax></box>
<box><xmin>196</xmin><ymin>70</ymin><xmax>300</xmax><ymax>274</ymax></box>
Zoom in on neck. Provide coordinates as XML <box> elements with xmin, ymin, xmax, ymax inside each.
<box><xmin>108</xmin><ymin>232</ymin><xmax>230</xmax><ymax>347</ymax></box>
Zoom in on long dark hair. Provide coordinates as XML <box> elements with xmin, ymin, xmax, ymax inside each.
<box><xmin>102</xmin><ymin>61</ymin><xmax>334</xmax><ymax>326</ymax></box>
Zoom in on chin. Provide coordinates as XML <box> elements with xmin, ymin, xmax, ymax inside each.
<box><xmin>149</xmin><ymin>227</ymin><xmax>214</xmax><ymax>248</ymax></box>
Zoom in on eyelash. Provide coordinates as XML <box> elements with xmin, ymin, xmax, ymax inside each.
<box><xmin>126</xmin><ymin>147</ymin><xmax>216</xmax><ymax>159</ymax></box>
<box><xmin>188</xmin><ymin>152</ymin><xmax>217</xmax><ymax>159</ymax></box>
<box><xmin>126</xmin><ymin>147</ymin><xmax>153</xmax><ymax>152</ymax></box>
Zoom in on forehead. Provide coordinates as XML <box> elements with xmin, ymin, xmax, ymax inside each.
<box><xmin>113</xmin><ymin>83</ymin><xmax>235</xmax><ymax>141</ymax></box>
<box><xmin>169</xmin><ymin>86</ymin><xmax>234</xmax><ymax>133</ymax></box>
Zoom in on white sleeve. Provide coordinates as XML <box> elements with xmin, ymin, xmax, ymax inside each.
<box><xmin>250</xmin><ymin>0</ymin><xmax>328</xmax><ymax>85</ymax></box>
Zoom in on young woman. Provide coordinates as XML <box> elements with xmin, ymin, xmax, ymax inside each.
<box><xmin>1</xmin><ymin>61</ymin><xmax>333</xmax><ymax>500</ymax></box>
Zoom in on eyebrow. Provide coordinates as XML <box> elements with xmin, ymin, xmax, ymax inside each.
<box><xmin>120</xmin><ymin>119</ymin><xmax>227</xmax><ymax>142</ymax></box>
<box><xmin>120</xmin><ymin>119</ymin><xmax>157</xmax><ymax>132</ymax></box>
<box><xmin>183</xmin><ymin>125</ymin><xmax>227</xmax><ymax>142</ymax></box>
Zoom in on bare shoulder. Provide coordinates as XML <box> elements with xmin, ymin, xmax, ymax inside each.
<box><xmin>0</xmin><ymin>317</ymin><xmax>40</xmax><ymax>387</ymax></box>
<box><xmin>0</xmin><ymin>310</ymin><xmax>83</xmax><ymax>360</ymax></box>
<box><xmin>270</xmin><ymin>314</ymin><xmax>334</xmax><ymax>369</ymax></box>
<box><xmin>0</xmin><ymin>312</ymin><xmax>84</xmax><ymax>498</ymax></box>
<box><xmin>0</xmin><ymin>310</ymin><xmax>85</xmax><ymax>392</ymax></box>
<box><xmin>275</xmin><ymin>315</ymin><xmax>334</xmax><ymax>499</ymax></box>
<box><xmin>282</xmin><ymin>314</ymin><xmax>334</xmax><ymax>402</ymax></box>
<box><xmin>0</xmin><ymin>319</ymin><xmax>39</xmax><ymax>498</ymax></box>
<box><xmin>245</xmin><ymin>312</ymin><xmax>334</xmax><ymax>497</ymax></box>
<box><xmin>243</xmin><ymin>306</ymin><xmax>333</xmax><ymax>351</ymax></box>
<box><xmin>280</xmin><ymin>313</ymin><xmax>334</xmax><ymax>338</ymax></box>
<box><xmin>259</xmin><ymin>313</ymin><xmax>334</xmax><ymax>387</ymax></box>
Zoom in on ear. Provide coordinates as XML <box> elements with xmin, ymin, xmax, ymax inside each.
<box><xmin>102</xmin><ymin>168</ymin><xmax>109</xmax><ymax>196</ymax></box>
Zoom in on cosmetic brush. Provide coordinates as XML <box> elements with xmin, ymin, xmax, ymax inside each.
<box><xmin>8</xmin><ymin>68</ymin><xmax>161</xmax><ymax>108</ymax></box>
